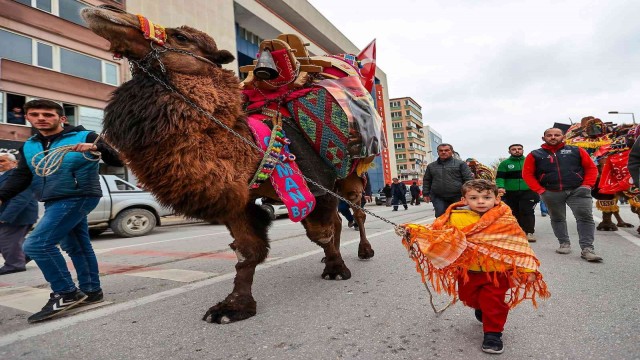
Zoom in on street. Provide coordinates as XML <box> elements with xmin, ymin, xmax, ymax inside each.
<box><xmin>0</xmin><ymin>203</ymin><xmax>638</xmax><ymax>359</ymax></box>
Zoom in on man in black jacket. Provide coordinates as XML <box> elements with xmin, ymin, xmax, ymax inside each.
<box><xmin>422</xmin><ymin>143</ymin><xmax>474</xmax><ymax>217</ymax></box>
<box><xmin>391</xmin><ymin>178</ymin><xmax>408</xmax><ymax>211</ymax></box>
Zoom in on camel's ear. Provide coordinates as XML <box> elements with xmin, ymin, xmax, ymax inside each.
<box><xmin>212</xmin><ymin>50</ymin><xmax>235</xmax><ymax>65</ymax></box>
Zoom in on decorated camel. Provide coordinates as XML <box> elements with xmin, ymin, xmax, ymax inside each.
<box><xmin>465</xmin><ymin>158</ymin><xmax>496</xmax><ymax>181</ymax></box>
<box><xmin>565</xmin><ymin>116</ymin><xmax>640</xmax><ymax>232</ymax></box>
<box><xmin>82</xmin><ymin>6</ymin><xmax>384</xmax><ymax>323</ymax></box>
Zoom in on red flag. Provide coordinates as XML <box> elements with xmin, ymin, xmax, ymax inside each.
<box><xmin>357</xmin><ymin>39</ymin><xmax>376</xmax><ymax>92</ymax></box>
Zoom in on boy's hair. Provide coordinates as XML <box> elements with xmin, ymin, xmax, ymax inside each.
<box><xmin>508</xmin><ymin>143</ymin><xmax>523</xmax><ymax>150</ymax></box>
<box><xmin>462</xmin><ymin>179</ymin><xmax>498</xmax><ymax>196</ymax></box>
<box><xmin>24</xmin><ymin>99</ymin><xmax>64</xmax><ymax>116</ymax></box>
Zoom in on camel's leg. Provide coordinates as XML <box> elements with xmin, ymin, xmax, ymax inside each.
<box><xmin>339</xmin><ymin>174</ymin><xmax>374</xmax><ymax>260</ymax></box>
<box><xmin>613</xmin><ymin>211</ymin><xmax>634</xmax><ymax>228</ymax></box>
<box><xmin>352</xmin><ymin>206</ymin><xmax>374</xmax><ymax>260</ymax></box>
<box><xmin>302</xmin><ymin>195</ymin><xmax>351</xmax><ymax>280</ymax></box>
<box><xmin>597</xmin><ymin>211</ymin><xmax>618</xmax><ymax>231</ymax></box>
<box><xmin>202</xmin><ymin>202</ymin><xmax>272</xmax><ymax>324</ymax></box>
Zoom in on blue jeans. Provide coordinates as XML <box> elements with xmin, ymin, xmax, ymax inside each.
<box><xmin>23</xmin><ymin>197</ymin><xmax>100</xmax><ymax>294</ymax></box>
<box><xmin>338</xmin><ymin>200</ymin><xmax>354</xmax><ymax>222</ymax></box>
<box><xmin>539</xmin><ymin>200</ymin><xmax>548</xmax><ymax>215</ymax></box>
<box><xmin>540</xmin><ymin>188</ymin><xmax>595</xmax><ymax>249</ymax></box>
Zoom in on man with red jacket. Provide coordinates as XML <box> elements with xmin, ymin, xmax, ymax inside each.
<box><xmin>522</xmin><ymin>128</ymin><xmax>602</xmax><ymax>262</ymax></box>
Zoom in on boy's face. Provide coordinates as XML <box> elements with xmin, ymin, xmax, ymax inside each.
<box><xmin>461</xmin><ymin>189</ymin><xmax>500</xmax><ymax>214</ymax></box>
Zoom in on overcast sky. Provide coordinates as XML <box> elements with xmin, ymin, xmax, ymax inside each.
<box><xmin>308</xmin><ymin>0</ymin><xmax>640</xmax><ymax>164</ymax></box>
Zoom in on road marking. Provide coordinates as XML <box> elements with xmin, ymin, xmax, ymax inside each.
<box><xmin>0</xmin><ymin>218</ymin><xmax>433</xmax><ymax>348</ymax></box>
<box><xmin>93</xmin><ymin>231</ymin><xmax>230</xmax><ymax>254</ymax></box>
<box><xmin>124</xmin><ymin>269</ymin><xmax>218</xmax><ymax>282</ymax></box>
<box><xmin>593</xmin><ymin>215</ymin><xmax>640</xmax><ymax>248</ymax></box>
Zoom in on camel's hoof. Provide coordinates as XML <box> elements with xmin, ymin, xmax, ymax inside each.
<box><xmin>202</xmin><ymin>294</ymin><xmax>256</xmax><ymax>324</ymax></box>
<box><xmin>617</xmin><ymin>222</ymin><xmax>635</xmax><ymax>228</ymax></box>
<box><xmin>358</xmin><ymin>243</ymin><xmax>375</xmax><ymax>260</ymax></box>
<box><xmin>322</xmin><ymin>261</ymin><xmax>351</xmax><ymax>280</ymax></box>
<box><xmin>597</xmin><ymin>222</ymin><xmax>618</xmax><ymax>231</ymax></box>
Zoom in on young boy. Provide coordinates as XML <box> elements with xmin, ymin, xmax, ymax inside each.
<box><xmin>402</xmin><ymin>179</ymin><xmax>549</xmax><ymax>354</ymax></box>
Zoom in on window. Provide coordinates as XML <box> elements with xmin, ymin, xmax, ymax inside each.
<box><xmin>393</xmin><ymin>133</ymin><xmax>403</xmax><ymax>139</ymax></box>
<box><xmin>392</xmin><ymin>122</ymin><xmax>402</xmax><ymax>129</ymax></box>
<box><xmin>16</xmin><ymin>0</ymin><xmax>89</xmax><ymax>27</ymax></box>
<box><xmin>59</xmin><ymin>0</ymin><xmax>88</xmax><ymax>26</ymax></box>
<box><xmin>394</xmin><ymin>143</ymin><xmax>405</xmax><ymax>149</ymax></box>
<box><xmin>405</xmin><ymin>110</ymin><xmax>410</xmax><ymax>116</ymax></box>
<box><xmin>61</xmin><ymin>48</ymin><xmax>101</xmax><ymax>82</ymax></box>
<box><xmin>0</xmin><ymin>29</ymin><xmax>119</xmax><ymax>85</ymax></box>
<box><xmin>397</xmin><ymin>154</ymin><xmax>406</xmax><ymax>159</ymax></box>
<box><xmin>78</xmin><ymin>106</ymin><xmax>104</xmax><ymax>133</ymax></box>
<box><xmin>36</xmin><ymin>0</ymin><xmax>52</xmax><ymax>12</ymax></box>
<box><xmin>391</xmin><ymin>111</ymin><xmax>402</xmax><ymax>118</ymax></box>
<box><xmin>104</xmin><ymin>63</ymin><xmax>118</xmax><ymax>85</ymax></box>
<box><xmin>398</xmin><ymin>165</ymin><xmax>407</xmax><ymax>170</ymax></box>
<box><xmin>390</xmin><ymin>101</ymin><xmax>400</xmax><ymax>108</ymax></box>
<box><xmin>0</xmin><ymin>30</ymin><xmax>32</xmax><ymax>64</ymax></box>
<box><xmin>37</xmin><ymin>42</ymin><xmax>53</xmax><ymax>68</ymax></box>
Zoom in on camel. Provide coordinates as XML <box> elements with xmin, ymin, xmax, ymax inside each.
<box><xmin>81</xmin><ymin>6</ymin><xmax>379</xmax><ymax>323</ymax></box>
<box><xmin>565</xmin><ymin>117</ymin><xmax>639</xmax><ymax>231</ymax></box>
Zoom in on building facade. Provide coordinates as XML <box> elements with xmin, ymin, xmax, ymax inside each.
<box><xmin>0</xmin><ymin>0</ymin><xmax>126</xmax><ymax>153</ymax></box>
<box><xmin>389</xmin><ymin>97</ymin><xmax>428</xmax><ymax>184</ymax></box>
<box><xmin>1</xmin><ymin>0</ymin><xmax>395</xmax><ymax>187</ymax></box>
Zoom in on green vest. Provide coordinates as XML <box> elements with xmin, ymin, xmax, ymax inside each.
<box><xmin>495</xmin><ymin>156</ymin><xmax>530</xmax><ymax>191</ymax></box>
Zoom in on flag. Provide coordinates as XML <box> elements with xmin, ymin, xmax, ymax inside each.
<box><xmin>357</xmin><ymin>39</ymin><xmax>376</xmax><ymax>92</ymax></box>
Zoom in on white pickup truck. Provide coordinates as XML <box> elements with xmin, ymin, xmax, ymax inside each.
<box><xmin>87</xmin><ymin>175</ymin><xmax>173</xmax><ymax>237</ymax></box>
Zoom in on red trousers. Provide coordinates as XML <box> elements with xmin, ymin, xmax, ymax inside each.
<box><xmin>458</xmin><ymin>272</ymin><xmax>511</xmax><ymax>333</ymax></box>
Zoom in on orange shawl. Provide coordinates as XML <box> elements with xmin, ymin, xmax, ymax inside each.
<box><xmin>402</xmin><ymin>201</ymin><xmax>550</xmax><ymax>308</ymax></box>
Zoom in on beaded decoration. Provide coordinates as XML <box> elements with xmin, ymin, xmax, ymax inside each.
<box><xmin>248</xmin><ymin>123</ymin><xmax>294</xmax><ymax>189</ymax></box>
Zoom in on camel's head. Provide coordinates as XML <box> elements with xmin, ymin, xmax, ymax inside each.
<box><xmin>82</xmin><ymin>6</ymin><xmax>235</xmax><ymax>75</ymax></box>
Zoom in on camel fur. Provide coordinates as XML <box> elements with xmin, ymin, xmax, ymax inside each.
<box><xmin>82</xmin><ymin>6</ymin><xmax>375</xmax><ymax>324</ymax></box>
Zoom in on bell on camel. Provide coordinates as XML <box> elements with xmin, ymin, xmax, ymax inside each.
<box><xmin>254</xmin><ymin>49</ymin><xmax>279</xmax><ymax>80</ymax></box>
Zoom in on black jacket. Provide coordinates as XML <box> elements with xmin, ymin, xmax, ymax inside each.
<box><xmin>423</xmin><ymin>157</ymin><xmax>474</xmax><ymax>198</ymax></box>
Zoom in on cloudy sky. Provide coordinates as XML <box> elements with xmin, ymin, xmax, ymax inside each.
<box><xmin>308</xmin><ymin>0</ymin><xmax>640</xmax><ymax>164</ymax></box>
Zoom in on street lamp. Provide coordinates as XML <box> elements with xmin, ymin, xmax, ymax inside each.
<box><xmin>608</xmin><ymin>111</ymin><xmax>636</xmax><ymax>124</ymax></box>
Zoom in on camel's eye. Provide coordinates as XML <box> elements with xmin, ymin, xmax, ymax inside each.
<box><xmin>173</xmin><ymin>33</ymin><xmax>189</xmax><ymax>42</ymax></box>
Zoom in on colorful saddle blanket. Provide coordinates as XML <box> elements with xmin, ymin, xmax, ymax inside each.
<box><xmin>287</xmin><ymin>88</ymin><xmax>352</xmax><ymax>179</ymax></box>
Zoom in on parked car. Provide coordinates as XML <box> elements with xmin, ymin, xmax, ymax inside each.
<box><xmin>80</xmin><ymin>175</ymin><xmax>173</xmax><ymax>237</ymax></box>
<box><xmin>255</xmin><ymin>198</ymin><xmax>288</xmax><ymax>220</ymax></box>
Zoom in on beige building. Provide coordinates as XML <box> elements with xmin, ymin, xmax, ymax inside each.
<box><xmin>1</xmin><ymin>0</ymin><xmax>396</xmax><ymax>184</ymax></box>
<box><xmin>389</xmin><ymin>97</ymin><xmax>428</xmax><ymax>184</ymax></box>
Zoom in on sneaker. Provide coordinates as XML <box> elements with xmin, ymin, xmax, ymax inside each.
<box><xmin>474</xmin><ymin>309</ymin><xmax>483</xmax><ymax>323</ymax></box>
<box><xmin>526</xmin><ymin>233</ymin><xmax>537</xmax><ymax>242</ymax></box>
<box><xmin>556</xmin><ymin>243</ymin><xmax>571</xmax><ymax>254</ymax></box>
<box><xmin>27</xmin><ymin>290</ymin><xmax>87</xmax><ymax>323</ymax></box>
<box><xmin>541</xmin><ymin>213</ymin><xmax>548</xmax><ymax>217</ymax></box>
<box><xmin>82</xmin><ymin>290</ymin><xmax>104</xmax><ymax>304</ymax></box>
<box><xmin>581</xmin><ymin>248</ymin><xmax>603</xmax><ymax>262</ymax></box>
<box><xmin>482</xmin><ymin>332</ymin><xmax>504</xmax><ymax>354</ymax></box>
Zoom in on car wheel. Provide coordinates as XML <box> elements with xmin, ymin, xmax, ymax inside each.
<box><xmin>111</xmin><ymin>208</ymin><xmax>157</xmax><ymax>238</ymax></box>
<box><xmin>89</xmin><ymin>228</ymin><xmax>107</xmax><ymax>238</ymax></box>
<box><xmin>260</xmin><ymin>204</ymin><xmax>276</xmax><ymax>220</ymax></box>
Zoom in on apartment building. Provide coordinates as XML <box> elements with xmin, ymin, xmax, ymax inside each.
<box><xmin>0</xmin><ymin>0</ymin><xmax>127</xmax><ymax>154</ymax></box>
<box><xmin>389</xmin><ymin>97</ymin><xmax>428</xmax><ymax>183</ymax></box>
<box><xmin>0</xmin><ymin>0</ymin><xmax>395</xmax><ymax>189</ymax></box>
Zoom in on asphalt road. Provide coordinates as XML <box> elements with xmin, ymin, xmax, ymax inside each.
<box><xmin>0</xmin><ymin>202</ymin><xmax>638</xmax><ymax>359</ymax></box>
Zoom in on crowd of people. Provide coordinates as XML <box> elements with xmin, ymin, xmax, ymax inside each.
<box><xmin>0</xmin><ymin>103</ymin><xmax>629</xmax><ymax>355</ymax></box>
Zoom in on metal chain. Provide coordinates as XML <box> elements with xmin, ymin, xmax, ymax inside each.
<box><xmin>128</xmin><ymin>50</ymin><xmax>405</xmax><ymax>234</ymax></box>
